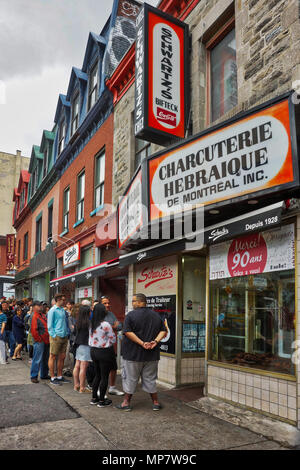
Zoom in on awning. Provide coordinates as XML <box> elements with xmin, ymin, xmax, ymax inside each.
<box><xmin>202</xmin><ymin>200</ymin><xmax>284</xmax><ymax>246</ymax></box>
<box><xmin>118</xmin><ymin>202</ymin><xmax>283</xmax><ymax>267</ymax></box>
<box><xmin>50</xmin><ymin>258</ymin><xmax>119</xmax><ymax>288</ymax></box>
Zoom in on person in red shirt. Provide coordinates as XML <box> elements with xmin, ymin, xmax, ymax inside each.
<box><xmin>30</xmin><ymin>301</ymin><xmax>50</xmax><ymax>383</ymax></box>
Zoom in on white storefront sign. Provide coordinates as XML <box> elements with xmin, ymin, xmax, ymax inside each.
<box><xmin>209</xmin><ymin>224</ymin><xmax>295</xmax><ymax>280</ymax></box>
<box><xmin>63</xmin><ymin>242</ymin><xmax>80</xmax><ymax>267</ymax></box>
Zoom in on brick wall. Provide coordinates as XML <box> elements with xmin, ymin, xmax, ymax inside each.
<box><xmin>56</xmin><ymin>113</ymin><xmax>114</xmax><ymax>254</ymax></box>
<box><xmin>30</xmin><ymin>182</ymin><xmax>60</xmax><ymax>256</ymax></box>
<box><xmin>15</xmin><ymin>215</ymin><xmax>32</xmax><ymax>272</ymax></box>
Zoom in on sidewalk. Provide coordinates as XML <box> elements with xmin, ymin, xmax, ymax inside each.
<box><xmin>0</xmin><ymin>357</ymin><xmax>291</xmax><ymax>451</ymax></box>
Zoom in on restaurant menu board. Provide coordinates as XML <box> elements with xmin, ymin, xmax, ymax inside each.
<box><xmin>182</xmin><ymin>323</ymin><xmax>205</xmax><ymax>353</ymax></box>
<box><xmin>210</xmin><ymin>224</ymin><xmax>295</xmax><ymax>280</ymax></box>
<box><xmin>146</xmin><ymin>295</ymin><xmax>176</xmax><ymax>355</ymax></box>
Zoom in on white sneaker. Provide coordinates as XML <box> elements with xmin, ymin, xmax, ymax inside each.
<box><xmin>109</xmin><ymin>387</ymin><xmax>125</xmax><ymax>396</ymax></box>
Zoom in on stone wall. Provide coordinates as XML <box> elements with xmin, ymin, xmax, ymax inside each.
<box><xmin>187</xmin><ymin>0</ymin><xmax>300</xmax><ymax>133</ymax></box>
<box><xmin>0</xmin><ymin>150</ymin><xmax>29</xmax><ymax>236</ymax></box>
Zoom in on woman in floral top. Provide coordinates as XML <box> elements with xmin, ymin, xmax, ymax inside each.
<box><xmin>89</xmin><ymin>303</ymin><xmax>116</xmax><ymax>407</ymax></box>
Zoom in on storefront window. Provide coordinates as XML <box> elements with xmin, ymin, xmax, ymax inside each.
<box><xmin>209</xmin><ymin>225</ymin><xmax>295</xmax><ymax>375</ymax></box>
<box><xmin>80</xmin><ymin>247</ymin><xmax>92</xmax><ymax>269</ymax></box>
<box><xmin>182</xmin><ymin>255</ymin><xmax>206</xmax><ymax>354</ymax></box>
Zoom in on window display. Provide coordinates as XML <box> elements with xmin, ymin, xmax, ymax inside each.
<box><xmin>209</xmin><ymin>225</ymin><xmax>295</xmax><ymax>375</ymax></box>
<box><xmin>182</xmin><ymin>255</ymin><xmax>206</xmax><ymax>354</ymax></box>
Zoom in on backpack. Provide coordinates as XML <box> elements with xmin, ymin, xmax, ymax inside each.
<box><xmin>24</xmin><ymin>313</ymin><xmax>32</xmax><ymax>332</ymax></box>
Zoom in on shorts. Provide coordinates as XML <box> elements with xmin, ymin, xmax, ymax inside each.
<box><xmin>121</xmin><ymin>359</ymin><xmax>158</xmax><ymax>395</ymax></box>
<box><xmin>49</xmin><ymin>336</ymin><xmax>68</xmax><ymax>356</ymax></box>
<box><xmin>75</xmin><ymin>345</ymin><xmax>92</xmax><ymax>362</ymax></box>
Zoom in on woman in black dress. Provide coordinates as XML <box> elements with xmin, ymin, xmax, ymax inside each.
<box><xmin>12</xmin><ymin>306</ymin><xmax>25</xmax><ymax>360</ymax></box>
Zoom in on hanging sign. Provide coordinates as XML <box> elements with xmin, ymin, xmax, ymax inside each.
<box><xmin>134</xmin><ymin>3</ymin><xmax>189</xmax><ymax>146</ymax></box>
<box><xmin>209</xmin><ymin>223</ymin><xmax>295</xmax><ymax>280</ymax></box>
<box><xmin>148</xmin><ymin>96</ymin><xmax>299</xmax><ymax>222</ymax></box>
<box><xmin>63</xmin><ymin>242</ymin><xmax>80</xmax><ymax>267</ymax></box>
<box><xmin>6</xmin><ymin>234</ymin><xmax>16</xmax><ymax>272</ymax></box>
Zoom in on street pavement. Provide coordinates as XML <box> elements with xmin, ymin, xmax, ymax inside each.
<box><xmin>0</xmin><ymin>355</ymin><xmax>292</xmax><ymax>451</ymax></box>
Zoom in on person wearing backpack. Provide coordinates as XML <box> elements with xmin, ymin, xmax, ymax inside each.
<box><xmin>30</xmin><ymin>301</ymin><xmax>50</xmax><ymax>383</ymax></box>
<box><xmin>24</xmin><ymin>306</ymin><xmax>34</xmax><ymax>363</ymax></box>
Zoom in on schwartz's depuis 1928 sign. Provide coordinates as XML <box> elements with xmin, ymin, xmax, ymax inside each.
<box><xmin>148</xmin><ymin>95</ymin><xmax>300</xmax><ymax>222</ymax></box>
<box><xmin>134</xmin><ymin>3</ymin><xmax>189</xmax><ymax>146</ymax></box>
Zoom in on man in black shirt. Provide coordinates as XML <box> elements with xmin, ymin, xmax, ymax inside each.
<box><xmin>2</xmin><ymin>301</ymin><xmax>16</xmax><ymax>359</ymax></box>
<box><xmin>117</xmin><ymin>293</ymin><xmax>166</xmax><ymax>412</ymax></box>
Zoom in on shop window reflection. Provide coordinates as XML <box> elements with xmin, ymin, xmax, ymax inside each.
<box><xmin>210</xmin><ymin>271</ymin><xmax>295</xmax><ymax>375</ymax></box>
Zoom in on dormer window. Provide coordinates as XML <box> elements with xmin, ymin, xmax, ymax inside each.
<box><xmin>19</xmin><ymin>188</ymin><xmax>25</xmax><ymax>211</ymax></box>
<box><xmin>71</xmin><ymin>92</ymin><xmax>79</xmax><ymax>136</ymax></box>
<box><xmin>43</xmin><ymin>149</ymin><xmax>48</xmax><ymax>179</ymax></box>
<box><xmin>14</xmin><ymin>202</ymin><xmax>18</xmax><ymax>222</ymax></box>
<box><xmin>88</xmin><ymin>61</ymin><xmax>98</xmax><ymax>111</ymax></box>
<box><xmin>58</xmin><ymin>118</ymin><xmax>65</xmax><ymax>155</ymax></box>
<box><xmin>32</xmin><ymin>168</ymin><xmax>38</xmax><ymax>195</ymax></box>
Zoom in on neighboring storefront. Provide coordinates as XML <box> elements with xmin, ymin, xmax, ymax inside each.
<box><xmin>206</xmin><ymin>219</ymin><xmax>297</xmax><ymax>423</ymax></box>
<box><xmin>29</xmin><ymin>242</ymin><xmax>57</xmax><ymax>303</ymax></box>
<box><xmin>117</xmin><ymin>89</ymin><xmax>300</xmax><ymax>425</ymax></box>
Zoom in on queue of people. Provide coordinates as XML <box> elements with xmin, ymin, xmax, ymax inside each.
<box><xmin>0</xmin><ymin>292</ymin><xmax>167</xmax><ymax>412</ymax></box>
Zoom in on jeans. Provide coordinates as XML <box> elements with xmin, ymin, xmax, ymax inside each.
<box><xmin>0</xmin><ymin>339</ymin><xmax>6</xmax><ymax>364</ymax></box>
<box><xmin>30</xmin><ymin>342</ymin><xmax>50</xmax><ymax>379</ymax></box>
<box><xmin>4</xmin><ymin>330</ymin><xmax>15</xmax><ymax>358</ymax></box>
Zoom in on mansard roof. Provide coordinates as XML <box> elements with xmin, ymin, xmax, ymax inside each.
<box><xmin>66</xmin><ymin>67</ymin><xmax>88</xmax><ymax>101</ymax></box>
<box><xmin>40</xmin><ymin>129</ymin><xmax>55</xmax><ymax>152</ymax></box>
<box><xmin>82</xmin><ymin>32</ymin><xmax>107</xmax><ymax>72</ymax></box>
<box><xmin>54</xmin><ymin>94</ymin><xmax>71</xmax><ymax>124</ymax></box>
<box><xmin>13</xmin><ymin>170</ymin><xmax>30</xmax><ymax>202</ymax></box>
<box><xmin>29</xmin><ymin>145</ymin><xmax>43</xmax><ymax>173</ymax></box>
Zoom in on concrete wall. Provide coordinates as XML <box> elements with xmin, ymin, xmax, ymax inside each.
<box><xmin>0</xmin><ymin>150</ymin><xmax>29</xmax><ymax>236</ymax></box>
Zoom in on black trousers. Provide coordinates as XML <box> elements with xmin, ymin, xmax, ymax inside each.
<box><xmin>90</xmin><ymin>346</ymin><xmax>115</xmax><ymax>401</ymax></box>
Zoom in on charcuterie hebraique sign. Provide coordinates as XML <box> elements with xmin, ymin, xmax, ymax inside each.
<box><xmin>148</xmin><ymin>96</ymin><xmax>299</xmax><ymax>222</ymax></box>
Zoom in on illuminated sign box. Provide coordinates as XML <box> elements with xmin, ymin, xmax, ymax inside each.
<box><xmin>118</xmin><ymin>93</ymin><xmax>299</xmax><ymax>250</ymax></box>
<box><xmin>148</xmin><ymin>94</ymin><xmax>300</xmax><ymax>223</ymax></box>
<box><xmin>134</xmin><ymin>3</ymin><xmax>189</xmax><ymax>146</ymax></box>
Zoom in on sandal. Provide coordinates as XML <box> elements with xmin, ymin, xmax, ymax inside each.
<box><xmin>73</xmin><ymin>386</ymin><xmax>80</xmax><ymax>392</ymax></box>
<box><xmin>116</xmin><ymin>403</ymin><xmax>132</xmax><ymax>412</ymax></box>
<box><xmin>79</xmin><ymin>388</ymin><xmax>92</xmax><ymax>393</ymax></box>
<box><xmin>152</xmin><ymin>403</ymin><xmax>163</xmax><ymax>411</ymax></box>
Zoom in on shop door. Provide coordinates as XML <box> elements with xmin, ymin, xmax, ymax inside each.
<box><xmin>99</xmin><ymin>277</ymin><xmax>126</xmax><ymax>324</ymax></box>
<box><xmin>182</xmin><ymin>255</ymin><xmax>206</xmax><ymax>354</ymax></box>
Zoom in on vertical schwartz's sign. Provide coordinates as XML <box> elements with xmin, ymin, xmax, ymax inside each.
<box><xmin>148</xmin><ymin>96</ymin><xmax>300</xmax><ymax>222</ymax></box>
<box><xmin>134</xmin><ymin>3</ymin><xmax>189</xmax><ymax>146</ymax></box>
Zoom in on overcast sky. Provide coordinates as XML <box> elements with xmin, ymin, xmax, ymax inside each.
<box><xmin>0</xmin><ymin>0</ymin><xmax>157</xmax><ymax>158</ymax></box>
